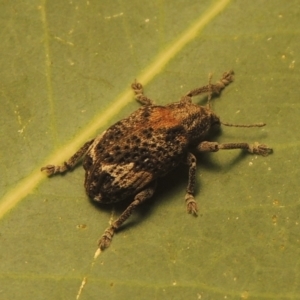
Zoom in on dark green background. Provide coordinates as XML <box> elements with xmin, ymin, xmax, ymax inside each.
<box><xmin>1</xmin><ymin>1</ymin><xmax>299</xmax><ymax>299</ymax></box>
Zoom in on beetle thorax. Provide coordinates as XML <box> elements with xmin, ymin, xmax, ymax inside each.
<box><xmin>169</xmin><ymin>102</ymin><xmax>220</xmax><ymax>144</ymax></box>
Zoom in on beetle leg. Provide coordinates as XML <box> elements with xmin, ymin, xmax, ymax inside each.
<box><xmin>182</xmin><ymin>70</ymin><xmax>234</xmax><ymax>104</ymax></box>
<box><xmin>99</xmin><ymin>181</ymin><xmax>157</xmax><ymax>250</ymax></box>
<box><xmin>41</xmin><ymin>139</ymin><xmax>95</xmax><ymax>175</ymax></box>
<box><xmin>185</xmin><ymin>152</ymin><xmax>198</xmax><ymax>216</ymax></box>
<box><xmin>197</xmin><ymin>141</ymin><xmax>272</xmax><ymax>156</ymax></box>
<box><xmin>131</xmin><ymin>80</ymin><xmax>154</xmax><ymax>105</ymax></box>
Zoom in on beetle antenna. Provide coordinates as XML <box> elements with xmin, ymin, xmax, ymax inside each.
<box><xmin>221</xmin><ymin>121</ymin><xmax>266</xmax><ymax>128</ymax></box>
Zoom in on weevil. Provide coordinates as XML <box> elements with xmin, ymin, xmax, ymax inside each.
<box><xmin>41</xmin><ymin>71</ymin><xmax>272</xmax><ymax>250</ymax></box>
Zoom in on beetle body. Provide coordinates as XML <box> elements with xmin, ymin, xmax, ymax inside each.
<box><xmin>83</xmin><ymin>102</ymin><xmax>219</xmax><ymax>204</ymax></box>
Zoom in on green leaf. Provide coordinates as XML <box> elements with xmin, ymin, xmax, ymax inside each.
<box><xmin>1</xmin><ymin>0</ymin><xmax>299</xmax><ymax>299</ymax></box>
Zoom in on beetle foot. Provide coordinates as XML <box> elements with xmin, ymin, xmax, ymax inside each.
<box><xmin>249</xmin><ymin>142</ymin><xmax>273</xmax><ymax>156</ymax></box>
<box><xmin>41</xmin><ymin>165</ymin><xmax>57</xmax><ymax>175</ymax></box>
<box><xmin>131</xmin><ymin>80</ymin><xmax>143</xmax><ymax>92</ymax></box>
<box><xmin>98</xmin><ymin>227</ymin><xmax>115</xmax><ymax>250</ymax></box>
<box><xmin>185</xmin><ymin>194</ymin><xmax>198</xmax><ymax>216</ymax></box>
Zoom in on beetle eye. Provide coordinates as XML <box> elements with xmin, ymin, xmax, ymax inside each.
<box><xmin>211</xmin><ymin>114</ymin><xmax>221</xmax><ymax>126</ymax></box>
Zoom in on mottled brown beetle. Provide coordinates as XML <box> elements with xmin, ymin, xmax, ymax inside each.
<box><xmin>41</xmin><ymin>71</ymin><xmax>272</xmax><ymax>250</ymax></box>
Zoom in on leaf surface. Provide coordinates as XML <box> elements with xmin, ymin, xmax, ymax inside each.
<box><xmin>1</xmin><ymin>1</ymin><xmax>299</xmax><ymax>299</ymax></box>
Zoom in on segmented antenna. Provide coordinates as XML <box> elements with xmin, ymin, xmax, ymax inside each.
<box><xmin>221</xmin><ymin>122</ymin><xmax>266</xmax><ymax>128</ymax></box>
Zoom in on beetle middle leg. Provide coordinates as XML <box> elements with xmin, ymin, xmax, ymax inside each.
<box><xmin>99</xmin><ymin>181</ymin><xmax>157</xmax><ymax>250</ymax></box>
<box><xmin>185</xmin><ymin>152</ymin><xmax>198</xmax><ymax>216</ymax></box>
<box><xmin>41</xmin><ymin>139</ymin><xmax>95</xmax><ymax>175</ymax></box>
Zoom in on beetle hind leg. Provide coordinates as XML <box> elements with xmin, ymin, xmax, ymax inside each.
<box><xmin>98</xmin><ymin>181</ymin><xmax>157</xmax><ymax>250</ymax></box>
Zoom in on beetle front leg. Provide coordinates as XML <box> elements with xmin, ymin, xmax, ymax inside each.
<box><xmin>185</xmin><ymin>152</ymin><xmax>198</xmax><ymax>216</ymax></box>
<box><xmin>131</xmin><ymin>80</ymin><xmax>154</xmax><ymax>106</ymax></box>
<box><xmin>99</xmin><ymin>181</ymin><xmax>157</xmax><ymax>250</ymax></box>
<box><xmin>197</xmin><ymin>141</ymin><xmax>272</xmax><ymax>156</ymax></box>
<box><xmin>181</xmin><ymin>70</ymin><xmax>234</xmax><ymax>104</ymax></box>
<box><xmin>41</xmin><ymin>139</ymin><xmax>95</xmax><ymax>175</ymax></box>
